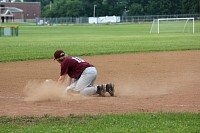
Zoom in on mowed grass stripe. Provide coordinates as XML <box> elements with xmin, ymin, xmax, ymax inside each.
<box><xmin>0</xmin><ymin>23</ymin><xmax>200</xmax><ymax>62</ymax></box>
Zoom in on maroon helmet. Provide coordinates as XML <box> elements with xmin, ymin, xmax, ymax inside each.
<box><xmin>54</xmin><ymin>50</ymin><xmax>65</xmax><ymax>60</ymax></box>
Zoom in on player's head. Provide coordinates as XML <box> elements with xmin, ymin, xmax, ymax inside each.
<box><xmin>54</xmin><ymin>50</ymin><xmax>65</xmax><ymax>62</ymax></box>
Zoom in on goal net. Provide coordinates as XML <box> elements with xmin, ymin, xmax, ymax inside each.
<box><xmin>150</xmin><ymin>18</ymin><xmax>194</xmax><ymax>34</ymax></box>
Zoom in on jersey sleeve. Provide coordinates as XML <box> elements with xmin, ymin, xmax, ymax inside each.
<box><xmin>60</xmin><ymin>61</ymin><xmax>69</xmax><ymax>76</ymax></box>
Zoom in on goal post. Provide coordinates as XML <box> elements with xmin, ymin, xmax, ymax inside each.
<box><xmin>150</xmin><ymin>17</ymin><xmax>194</xmax><ymax>34</ymax></box>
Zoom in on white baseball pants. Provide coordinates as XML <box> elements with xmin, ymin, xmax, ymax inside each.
<box><xmin>66</xmin><ymin>67</ymin><xmax>98</xmax><ymax>96</ymax></box>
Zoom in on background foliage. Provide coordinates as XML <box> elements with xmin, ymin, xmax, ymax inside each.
<box><xmin>21</xmin><ymin>0</ymin><xmax>200</xmax><ymax>17</ymax></box>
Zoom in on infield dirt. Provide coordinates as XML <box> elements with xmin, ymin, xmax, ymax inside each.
<box><xmin>0</xmin><ymin>51</ymin><xmax>200</xmax><ymax>116</ymax></box>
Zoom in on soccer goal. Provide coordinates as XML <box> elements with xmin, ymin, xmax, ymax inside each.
<box><xmin>150</xmin><ymin>18</ymin><xmax>194</xmax><ymax>34</ymax></box>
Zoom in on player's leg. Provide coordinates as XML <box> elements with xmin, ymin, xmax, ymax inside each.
<box><xmin>66</xmin><ymin>67</ymin><xmax>107</xmax><ymax>96</ymax></box>
<box><xmin>75</xmin><ymin>67</ymin><xmax>106</xmax><ymax>96</ymax></box>
<box><xmin>64</xmin><ymin>67</ymin><xmax>98</xmax><ymax>95</ymax></box>
<box><xmin>76</xmin><ymin>67</ymin><xmax>98</xmax><ymax>95</ymax></box>
<box><xmin>64</xmin><ymin>80</ymin><xmax>78</xmax><ymax>94</ymax></box>
<box><xmin>64</xmin><ymin>77</ymin><xmax>96</xmax><ymax>95</ymax></box>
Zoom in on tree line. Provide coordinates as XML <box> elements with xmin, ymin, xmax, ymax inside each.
<box><xmin>23</xmin><ymin>0</ymin><xmax>200</xmax><ymax>17</ymax></box>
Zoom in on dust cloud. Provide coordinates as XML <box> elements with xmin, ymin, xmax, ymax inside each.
<box><xmin>114</xmin><ymin>78</ymin><xmax>174</xmax><ymax>97</ymax></box>
<box><xmin>115</xmin><ymin>71</ymin><xmax>194</xmax><ymax>97</ymax></box>
<box><xmin>116</xmin><ymin>83</ymin><xmax>170</xmax><ymax>97</ymax></box>
<box><xmin>23</xmin><ymin>79</ymin><xmax>88</xmax><ymax>102</ymax></box>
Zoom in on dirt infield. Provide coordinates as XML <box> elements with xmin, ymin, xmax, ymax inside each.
<box><xmin>0</xmin><ymin>51</ymin><xmax>200</xmax><ymax>116</ymax></box>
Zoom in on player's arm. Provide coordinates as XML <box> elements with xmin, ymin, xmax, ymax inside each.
<box><xmin>57</xmin><ymin>74</ymin><xmax>66</xmax><ymax>85</ymax></box>
<box><xmin>67</xmin><ymin>76</ymin><xmax>72</xmax><ymax>86</ymax></box>
<box><xmin>58</xmin><ymin>74</ymin><xmax>73</xmax><ymax>86</ymax></box>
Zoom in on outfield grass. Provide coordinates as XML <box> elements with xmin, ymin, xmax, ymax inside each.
<box><xmin>0</xmin><ymin>22</ymin><xmax>200</xmax><ymax>62</ymax></box>
<box><xmin>0</xmin><ymin>113</ymin><xmax>200</xmax><ymax>133</ymax></box>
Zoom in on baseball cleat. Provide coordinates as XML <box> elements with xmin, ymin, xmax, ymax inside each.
<box><xmin>106</xmin><ymin>83</ymin><xmax>114</xmax><ymax>96</ymax></box>
<box><xmin>96</xmin><ymin>84</ymin><xmax>106</xmax><ymax>97</ymax></box>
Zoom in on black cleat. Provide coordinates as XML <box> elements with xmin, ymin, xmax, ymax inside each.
<box><xmin>106</xmin><ymin>83</ymin><xmax>114</xmax><ymax>96</ymax></box>
<box><xmin>96</xmin><ymin>84</ymin><xmax>106</xmax><ymax>97</ymax></box>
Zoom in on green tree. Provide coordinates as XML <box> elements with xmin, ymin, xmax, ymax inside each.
<box><xmin>100</xmin><ymin>0</ymin><xmax>127</xmax><ymax>16</ymax></box>
<box><xmin>23</xmin><ymin>0</ymin><xmax>40</xmax><ymax>2</ymax></box>
<box><xmin>42</xmin><ymin>0</ymin><xmax>84</xmax><ymax>17</ymax></box>
<box><xmin>128</xmin><ymin>3</ymin><xmax>142</xmax><ymax>15</ymax></box>
<box><xmin>181</xmin><ymin>0</ymin><xmax>199</xmax><ymax>14</ymax></box>
<box><xmin>41</xmin><ymin>0</ymin><xmax>199</xmax><ymax>17</ymax></box>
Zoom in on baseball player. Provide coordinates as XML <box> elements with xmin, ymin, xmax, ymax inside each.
<box><xmin>54</xmin><ymin>50</ymin><xmax>114</xmax><ymax>97</ymax></box>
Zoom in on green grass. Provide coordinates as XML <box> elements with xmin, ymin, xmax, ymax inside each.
<box><xmin>0</xmin><ymin>22</ymin><xmax>200</xmax><ymax>62</ymax></box>
<box><xmin>0</xmin><ymin>113</ymin><xmax>200</xmax><ymax>133</ymax></box>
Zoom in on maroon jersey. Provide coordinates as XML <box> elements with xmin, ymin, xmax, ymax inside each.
<box><xmin>60</xmin><ymin>56</ymin><xmax>94</xmax><ymax>79</ymax></box>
